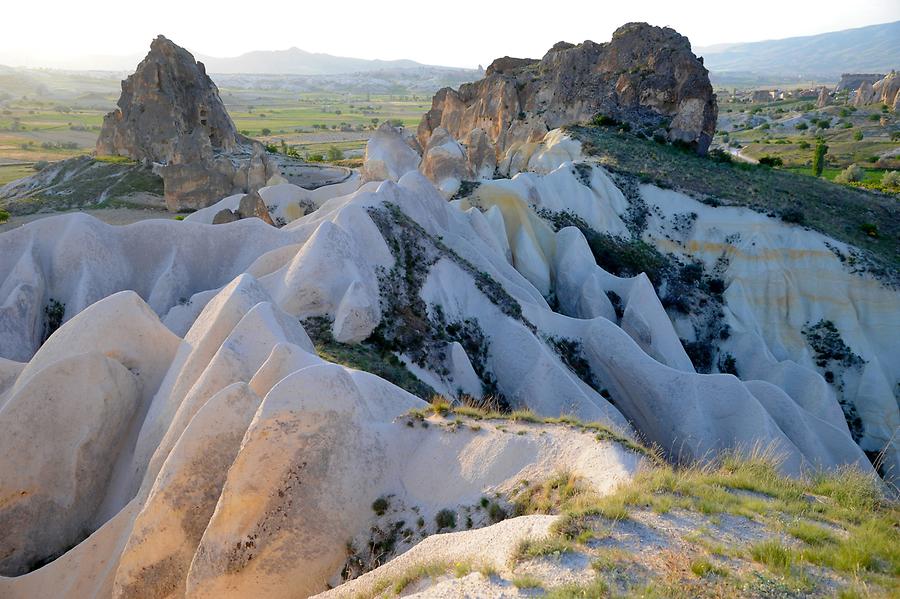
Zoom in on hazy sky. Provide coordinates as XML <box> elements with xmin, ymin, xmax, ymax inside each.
<box><xmin>3</xmin><ymin>0</ymin><xmax>899</xmax><ymax>69</ymax></box>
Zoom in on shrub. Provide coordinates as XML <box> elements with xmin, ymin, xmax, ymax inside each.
<box><xmin>434</xmin><ymin>509</ymin><xmax>456</xmax><ymax>531</ymax></box>
<box><xmin>591</xmin><ymin>113</ymin><xmax>618</xmax><ymax>127</ymax></box>
<box><xmin>32</xmin><ymin>160</ymin><xmax>49</xmax><ymax>171</ymax></box>
<box><xmin>835</xmin><ymin>164</ymin><xmax>864</xmax><ymax>184</ymax></box>
<box><xmin>882</xmin><ymin>170</ymin><xmax>900</xmax><ymax>188</ymax></box>
<box><xmin>0</xmin><ymin>209</ymin><xmax>9</xmax><ymax>223</ymax></box>
<box><xmin>372</xmin><ymin>497</ymin><xmax>390</xmax><ymax>516</ymax></box>
<box><xmin>860</xmin><ymin>223</ymin><xmax>878</xmax><ymax>238</ymax></box>
<box><xmin>853</xmin><ymin>130</ymin><xmax>864</xmax><ymax>141</ymax></box>
<box><xmin>260</xmin><ymin>127</ymin><xmax>272</xmax><ymax>136</ymax></box>
<box><xmin>795</xmin><ymin>122</ymin><xmax>808</xmax><ymax>130</ymax></box>
<box><xmin>758</xmin><ymin>155</ymin><xmax>783</xmax><ymax>167</ymax></box>
<box><xmin>327</xmin><ymin>146</ymin><xmax>344</xmax><ymax>161</ymax></box>
<box><xmin>780</xmin><ymin>208</ymin><xmax>805</xmax><ymax>225</ymax></box>
<box><xmin>43</xmin><ymin>298</ymin><xmax>65</xmax><ymax>343</ymax></box>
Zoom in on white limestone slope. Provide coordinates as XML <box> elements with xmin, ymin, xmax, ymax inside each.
<box><xmin>0</xmin><ymin>125</ymin><xmax>894</xmax><ymax>597</ymax></box>
<box><xmin>452</xmin><ymin>132</ymin><xmax>899</xmax><ymax>478</ymax></box>
<box><xmin>0</xmin><ymin>276</ymin><xmax>639</xmax><ymax>598</ymax></box>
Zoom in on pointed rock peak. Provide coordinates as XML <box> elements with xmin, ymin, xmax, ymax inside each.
<box><xmin>96</xmin><ymin>36</ymin><xmax>238</xmax><ymax>164</ymax></box>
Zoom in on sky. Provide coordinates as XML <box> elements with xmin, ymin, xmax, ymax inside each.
<box><xmin>2</xmin><ymin>0</ymin><xmax>899</xmax><ymax>70</ymax></box>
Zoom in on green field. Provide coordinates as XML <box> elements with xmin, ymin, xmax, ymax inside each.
<box><xmin>0</xmin><ymin>86</ymin><xmax>431</xmax><ymax>170</ymax></box>
<box><xmin>713</xmin><ymin>94</ymin><xmax>900</xmax><ymax>194</ymax></box>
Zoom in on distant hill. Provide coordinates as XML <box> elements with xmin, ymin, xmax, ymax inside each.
<box><xmin>698</xmin><ymin>20</ymin><xmax>900</xmax><ymax>81</ymax></box>
<box><xmin>198</xmin><ymin>48</ymin><xmax>434</xmax><ymax>75</ymax></box>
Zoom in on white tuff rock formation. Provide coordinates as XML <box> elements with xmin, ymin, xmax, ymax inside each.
<box><xmin>0</xmin><ymin>125</ymin><xmax>895</xmax><ymax>597</ymax></box>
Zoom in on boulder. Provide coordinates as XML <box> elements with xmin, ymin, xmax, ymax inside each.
<box><xmin>211</xmin><ymin>208</ymin><xmax>239</xmax><ymax>224</ymax></box>
<box><xmin>418</xmin><ymin>22</ymin><xmax>717</xmax><ymax>157</ymax></box>
<box><xmin>237</xmin><ymin>190</ymin><xmax>276</xmax><ymax>225</ymax></box>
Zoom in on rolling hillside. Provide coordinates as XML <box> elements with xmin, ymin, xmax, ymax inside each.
<box><xmin>698</xmin><ymin>20</ymin><xmax>900</xmax><ymax>80</ymax></box>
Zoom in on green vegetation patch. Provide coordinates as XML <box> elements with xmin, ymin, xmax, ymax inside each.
<box><xmin>301</xmin><ymin>315</ymin><xmax>436</xmax><ymax>399</ymax></box>
<box><xmin>568</xmin><ymin>125</ymin><xmax>900</xmax><ymax>279</ymax></box>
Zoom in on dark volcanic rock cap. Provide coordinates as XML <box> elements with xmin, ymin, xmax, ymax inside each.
<box><xmin>418</xmin><ymin>22</ymin><xmax>718</xmax><ymax>155</ymax></box>
<box><xmin>96</xmin><ymin>35</ymin><xmax>238</xmax><ymax>163</ymax></box>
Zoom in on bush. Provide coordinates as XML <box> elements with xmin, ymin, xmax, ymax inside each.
<box><xmin>33</xmin><ymin>160</ymin><xmax>49</xmax><ymax>171</ymax></box>
<box><xmin>434</xmin><ymin>509</ymin><xmax>456</xmax><ymax>530</ymax></box>
<box><xmin>0</xmin><ymin>209</ymin><xmax>9</xmax><ymax>223</ymax></box>
<box><xmin>853</xmin><ymin>130</ymin><xmax>864</xmax><ymax>141</ymax></box>
<box><xmin>326</xmin><ymin>146</ymin><xmax>344</xmax><ymax>161</ymax></box>
<box><xmin>882</xmin><ymin>170</ymin><xmax>900</xmax><ymax>188</ymax></box>
<box><xmin>758</xmin><ymin>155</ymin><xmax>783</xmax><ymax>167</ymax></box>
<box><xmin>372</xmin><ymin>497</ymin><xmax>390</xmax><ymax>516</ymax></box>
<box><xmin>43</xmin><ymin>298</ymin><xmax>65</xmax><ymax>343</ymax></box>
<box><xmin>260</xmin><ymin>127</ymin><xmax>272</xmax><ymax>136</ymax></box>
<box><xmin>795</xmin><ymin>122</ymin><xmax>808</xmax><ymax>130</ymax></box>
<box><xmin>591</xmin><ymin>113</ymin><xmax>618</xmax><ymax>127</ymax></box>
<box><xmin>860</xmin><ymin>223</ymin><xmax>878</xmax><ymax>238</ymax></box>
<box><xmin>780</xmin><ymin>208</ymin><xmax>805</xmax><ymax>224</ymax></box>
<box><xmin>835</xmin><ymin>164</ymin><xmax>864</xmax><ymax>184</ymax></box>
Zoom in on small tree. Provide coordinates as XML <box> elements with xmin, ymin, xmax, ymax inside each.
<box><xmin>812</xmin><ymin>142</ymin><xmax>828</xmax><ymax>177</ymax></box>
<box><xmin>260</xmin><ymin>127</ymin><xmax>272</xmax><ymax>136</ymax></box>
<box><xmin>326</xmin><ymin>146</ymin><xmax>344</xmax><ymax>161</ymax></box>
<box><xmin>853</xmin><ymin>130</ymin><xmax>864</xmax><ymax>141</ymax></box>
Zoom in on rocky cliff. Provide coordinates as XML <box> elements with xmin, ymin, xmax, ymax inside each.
<box><xmin>95</xmin><ymin>36</ymin><xmax>288</xmax><ymax>211</ymax></box>
<box><xmin>96</xmin><ymin>35</ymin><xmax>238</xmax><ymax>163</ymax></box>
<box><xmin>417</xmin><ymin>23</ymin><xmax>717</xmax><ymax>160</ymax></box>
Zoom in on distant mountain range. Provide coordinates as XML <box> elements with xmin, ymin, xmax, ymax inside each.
<box><xmin>698</xmin><ymin>20</ymin><xmax>900</xmax><ymax>81</ymax></box>
<box><xmin>197</xmin><ymin>48</ymin><xmax>433</xmax><ymax>75</ymax></box>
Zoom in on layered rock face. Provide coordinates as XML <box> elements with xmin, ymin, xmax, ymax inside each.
<box><xmin>417</xmin><ymin>23</ymin><xmax>717</xmax><ymax>160</ymax></box>
<box><xmin>96</xmin><ymin>35</ymin><xmax>238</xmax><ymax>163</ymax></box>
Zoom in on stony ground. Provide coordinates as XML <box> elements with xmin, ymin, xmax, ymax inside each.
<box><xmin>326</xmin><ymin>406</ymin><xmax>899</xmax><ymax>599</ymax></box>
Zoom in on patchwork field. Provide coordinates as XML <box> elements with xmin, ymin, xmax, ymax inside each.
<box><xmin>0</xmin><ymin>72</ymin><xmax>434</xmax><ymax>177</ymax></box>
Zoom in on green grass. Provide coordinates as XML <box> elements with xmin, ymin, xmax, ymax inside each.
<box><xmin>749</xmin><ymin>539</ymin><xmax>795</xmax><ymax>574</ymax></box>
<box><xmin>406</xmin><ymin>401</ymin><xmax>658</xmax><ymax>460</ymax></box>
<box><xmin>511</xmin><ymin>574</ymin><xmax>544</xmax><ymax>589</ymax></box>
<box><xmin>513</xmin><ymin>537</ymin><xmax>576</xmax><ymax>562</ymax></box>
<box><xmin>569</xmin><ymin>124</ymin><xmax>900</xmax><ymax>277</ymax></box>
<box><xmin>301</xmin><ymin>316</ymin><xmax>436</xmax><ymax>399</ymax></box>
<box><xmin>0</xmin><ymin>164</ymin><xmax>34</xmax><ymax>186</ymax></box>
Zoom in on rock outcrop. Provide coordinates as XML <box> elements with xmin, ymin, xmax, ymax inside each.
<box><xmin>95</xmin><ymin>36</ymin><xmax>284</xmax><ymax>211</ymax></box>
<box><xmin>211</xmin><ymin>190</ymin><xmax>276</xmax><ymax>226</ymax></box>
<box><xmin>96</xmin><ymin>35</ymin><xmax>238</xmax><ymax>163</ymax></box>
<box><xmin>835</xmin><ymin>73</ymin><xmax>884</xmax><ymax>92</ymax></box>
<box><xmin>417</xmin><ymin>23</ymin><xmax>717</xmax><ymax>160</ymax></box>
<box><xmin>873</xmin><ymin>70</ymin><xmax>900</xmax><ymax>111</ymax></box>
<box><xmin>853</xmin><ymin>71</ymin><xmax>900</xmax><ymax>110</ymax></box>
<box><xmin>816</xmin><ymin>87</ymin><xmax>831</xmax><ymax>108</ymax></box>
